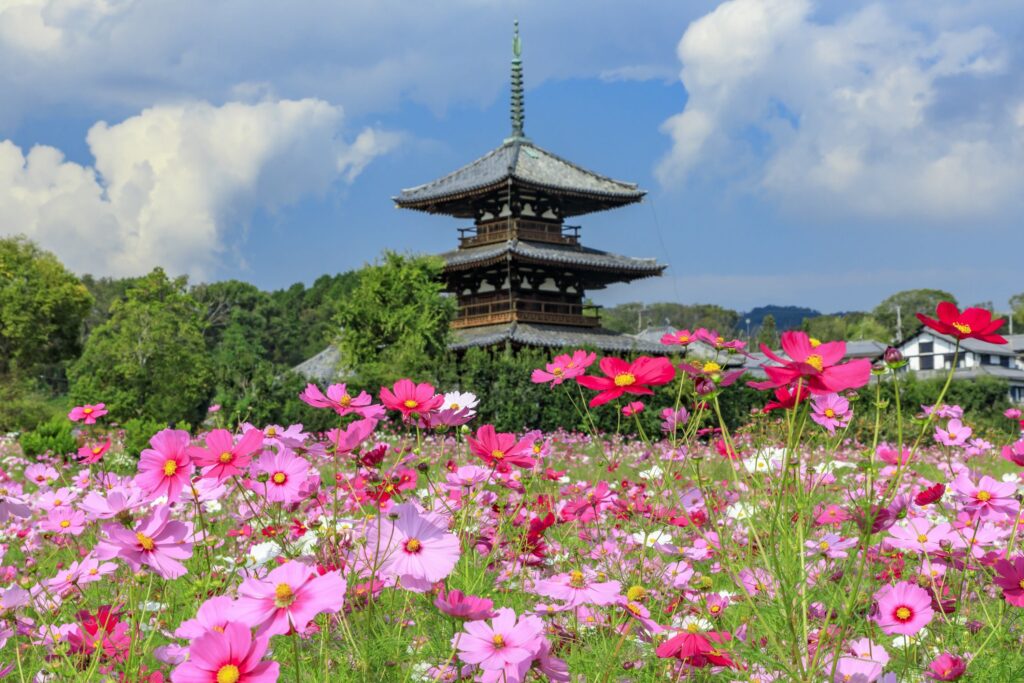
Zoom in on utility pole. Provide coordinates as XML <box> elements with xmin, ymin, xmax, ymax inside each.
<box><xmin>895</xmin><ymin>304</ymin><xmax>903</xmax><ymax>344</ymax></box>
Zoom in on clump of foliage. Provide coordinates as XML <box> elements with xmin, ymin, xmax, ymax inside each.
<box><xmin>18</xmin><ymin>414</ymin><xmax>77</xmax><ymax>457</ymax></box>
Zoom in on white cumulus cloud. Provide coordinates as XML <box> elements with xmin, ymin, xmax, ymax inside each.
<box><xmin>657</xmin><ymin>0</ymin><xmax>1024</xmax><ymax>222</ymax></box>
<box><xmin>0</xmin><ymin>98</ymin><xmax>397</xmax><ymax>278</ymax></box>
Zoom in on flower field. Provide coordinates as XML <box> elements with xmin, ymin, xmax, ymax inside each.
<box><xmin>5</xmin><ymin>306</ymin><xmax>1024</xmax><ymax>682</ymax></box>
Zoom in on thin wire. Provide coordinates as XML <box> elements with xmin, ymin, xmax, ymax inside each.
<box><xmin>646</xmin><ymin>195</ymin><xmax>681</xmax><ymax>305</ymax></box>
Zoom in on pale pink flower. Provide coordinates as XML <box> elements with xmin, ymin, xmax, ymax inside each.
<box><xmin>873</xmin><ymin>581</ymin><xmax>933</xmax><ymax>635</ymax></box>
<box><xmin>41</xmin><ymin>506</ymin><xmax>87</xmax><ymax>536</ymax></box>
<box><xmin>370</xmin><ymin>502</ymin><xmax>460</xmax><ymax>586</ymax></box>
<box><xmin>232</xmin><ymin>561</ymin><xmax>345</xmax><ymax>636</ymax></box>
<box><xmin>810</xmin><ymin>393</ymin><xmax>851</xmax><ymax>434</ymax></box>
<box><xmin>96</xmin><ymin>505</ymin><xmax>194</xmax><ymax>579</ymax></box>
<box><xmin>533</xmin><ymin>570</ymin><xmax>621</xmax><ymax>608</ymax></box>
<box><xmin>935</xmin><ymin>419</ymin><xmax>971</xmax><ymax>447</ymax></box>
<box><xmin>951</xmin><ymin>472</ymin><xmax>1018</xmax><ymax>521</ymax></box>
<box><xmin>453</xmin><ymin>607</ymin><xmax>545</xmax><ymax>676</ymax></box>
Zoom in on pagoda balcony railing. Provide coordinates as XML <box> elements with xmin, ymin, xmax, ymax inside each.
<box><xmin>452</xmin><ymin>297</ymin><xmax>600</xmax><ymax>329</ymax></box>
<box><xmin>458</xmin><ymin>220</ymin><xmax>580</xmax><ymax>248</ymax></box>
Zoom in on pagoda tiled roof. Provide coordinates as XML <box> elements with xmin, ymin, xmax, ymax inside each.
<box><xmin>441</xmin><ymin>239</ymin><xmax>664</xmax><ymax>278</ymax></box>
<box><xmin>394</xmin><ymin>139</ymin><xmax>644</xmax><ymax>216</ymax></box>
<box><xmin>450</xmin><ymin>321</ymin><xmax>669</xmax><ymax>354</ymax></box>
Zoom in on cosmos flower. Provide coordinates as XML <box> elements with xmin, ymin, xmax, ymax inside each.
<box><xmin>810</xmin><ymin>393</ymin><xmax>852</xmax><ymax>434</ymax></box>
<box><xmin>299</xmin><ymin>382</ymin><xmax>380</xmax><ymax>418</ymax></box>
<box><xmin>96</xmin><ymin>505</ymin><xmax>194</xmax><ymax>579</ymax></box>
<box><xmin>873</xmin><ymin>582</ymin><xmax>933</xmax><ymax>635</ymax></box>
<box><xmin>233</xmin><ymin>561</ymin><xmax>345</xmax><ymax>636</ymax></box>
<box><xmin>68</xmin><ymin>403</ymin><xmax>107</xmax><ymax>424</ymax></box>
<box><xmin>370</xmin><ymin>502</ymin><xmax>460</xmax><ymax>586</ymax></box>
<box><xmin>169</xmin><ymin>621</ymin><xmax>279</xmax><ymax>683</ymax></box>
<box><xmin>40</xmin><ymin>506</ymin><xmax>87</xmax><ymax>536</ymax></box>
<box><xmin>530</xmin><ymin>350</ymin><xmax>596</xmax><ymax>386</ymax></box>
<box><xmin>135</xmin><ymin>429</ymin><xmax>194</xmax><ymax>503</ymax></box>
<box><xmin>935</xmin><ymin>420</ymin><xmax>972</xmax><ymax>447</ymax></box>
<box><xmin>379</xmin><ymin>379</ymin><xmax>444</xmax><ymax>420</ymax></box>
<box><xmin>252</xmin><ymin>449</ymin><xmax>310</xmax><ymax>504</ymax></box>
<box><xmin>78</xmin><ymin>440</ymin><xmax>111</xmax><ymax>464</ymax></box>
<box><xmin>434</xmin><ymin>589</ymin><xmax>496</xmax><ymax>621</ymax></box>
<box><xmin>467</xmin><ymin>425</ymin><xmax>536</xmax><ymax>470</ymax></box>
<box><xmin>188</xmin><ymin>428</ymin><xmax>264</xmax><ymax>483</ymax></box>
<box><xmin>992</xmin><ymin>556</ymin><xmax>1024</xmax><ymax>607</ymax></box>
<box><xmin>749</xmin><ymin>331</ymin><xmax>871</xmax><ymax>395</ymax></box>
<box><xmin>452</xmin><ymin>607</ymin><xmax>545</xmax><ymax>677</ymax></box>
<box><xmin>916</xmin><ymin>302</ymin><xmax>1007</xmax><ymax>344</ymax></box>
<box><xmin>576</xmin><ymin>356</ymin><xmax>675</xmax><ymax>407</ymax></box>
<box><xmin>533</xmin><ymin>570</ymin><xmax>621</xmax><ymax>608</ymax></box>
<box><xmin>925</xmin><ymin>653</ymin><xmax>967</xmax><ymax>681</ymax></box>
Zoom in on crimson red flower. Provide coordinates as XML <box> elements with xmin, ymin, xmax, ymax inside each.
<box><xmin>916</xmin><ymin>302</ymin><xmax>1007</xmax><ymax>344</ymax></box>
<box><xmin>993</xmin><ymin>556</ymin><xmax>1024</xmax><ymax>607</ymax></box>
<box><xmin>576</xmin><ymin>356</ymin><xmax>675</xmax><ymax>407</ymax></box>
<box><xmin>915</xmin><ymin>483</ymin><xmax>946</xmax><ymax>506</ymax></box>
<box><xmin>762</xmin><ymin>385</ymin><xmax>810</xmax><ymax>413</ymax></box>
<box><xmin>749</xmin><ymin>331</ymin><xmax>871</xmax><ymax>395</ymax></box>
<box><xmin>655</xmin><ymin>630</ymin><xmax>734</xmax><ymax>668</ymax></box>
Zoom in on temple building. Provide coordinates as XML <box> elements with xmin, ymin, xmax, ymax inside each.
<box><xmin>394</xmin><ymin>23</ymin><xmax>666</xmax><ymax>354</ymax></box>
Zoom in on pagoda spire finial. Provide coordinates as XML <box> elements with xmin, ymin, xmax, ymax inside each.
<box><xmin>509</xmin><ymin>20</ymin><xmax>527</xmax><ymax>141</ymax></box>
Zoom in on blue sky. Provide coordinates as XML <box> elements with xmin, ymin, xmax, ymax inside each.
<box><xmin>2</xmin><ymin>0</ymin><xmax>1023</xmax><ymax>313</ymax></box>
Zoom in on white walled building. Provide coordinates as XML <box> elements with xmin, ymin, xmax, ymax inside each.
<box><xmin>897</xmin><ymin>330</ymin><xmax>1024</xmax><ymax>403</ymax></box>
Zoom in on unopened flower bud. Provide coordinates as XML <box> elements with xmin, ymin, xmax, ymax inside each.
<box><xmin>255</xmin><ymin>472</ymin><xmax>270</xmax><ymax>484</ymax></box>
<box><xmin>884</xmin><ymin>346</ymin><xmax>903</xmax><ymax>364</ymax></box>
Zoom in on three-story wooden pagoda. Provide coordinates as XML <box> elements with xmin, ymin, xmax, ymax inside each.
<box><xmin>394</xmin><ymin>24</ymin><xmax>666</xmax><ymax>353</ymax></box>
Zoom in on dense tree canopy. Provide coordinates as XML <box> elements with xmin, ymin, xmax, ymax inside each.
<box><xmin>603</xmin><ymin>302</ymin><xmax>740</xmax><ymax>335</ymax></box>
<box><xmin>872</xmin><ymin>288</ymin><xmax>957</xmax><ymax>343</ymax></box>
<box><xmin>68</xmin><ymin>269</ymin><xmax>213</xmax><ymax>424</ymax></box>
<box><xmin>0</xmin><ymin>236</ymin><xmax>92</xmax><ymax>382</ymax></box>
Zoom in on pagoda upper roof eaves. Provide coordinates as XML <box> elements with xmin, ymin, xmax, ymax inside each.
<box><xmin>441</xmin><ymin>240</ymin><xmax>665</xmax><ymax>278</ymax></box>
<box><xmin>394</xmin><ymin>139</ymin><xmax>645</xmax><ymax>217</ymax></box>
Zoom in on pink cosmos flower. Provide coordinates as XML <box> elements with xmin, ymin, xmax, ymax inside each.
<box><xmin>325</xmin><ymin>418</ymin><xmax>377</xmax><ymax>456</ymax></box>
<box><xmin>873</xmin><ymin>581</ymin><xmax>933</xmax><ymax>635</ymax></box>
<box><xmin>992</xmin><ymin>556</ymin><xmax>1024</xmax><ymax>607</ymax></box>
<box><xmin>434</xmin><ymin>588</ymin><xmax>496</xmax><ymax>621</ymax></box>
<box><xmin>68</xmin><ymin>403</ymin><xmax>107</xmax><ymax>424</ymax></box>
<box><xmin>876</xmin><ymin>443</ymin><xmax>911</xmax><ymax>466</ymax></box>
<box><xmin>951</xmin><ymin>473</ymin><xmax>1018</xmax><ymax>521</ymax></box>
<box><xmin>660</xmin><ymin>407</ymin><xmax>689</xmax><ymax>433</ymax></box>
<box><xmin>379</xmin><ymin>379</ymin><xmax>444</xmax><ymax>421</ymax></box>
<box><xmin>935</xmin><ymin>419</ymin><xmax>972</xmax><ymax>447</ymax></box>
<box><xmin>467</xmin><ymin>425</ymin><xmax>536</xmax><ymax>470</ymax></box>
<box><xmin>806</xmin><ymin>533</ymin><xmax>857</xmax><ymax>559</ymax></box>
<box><xmin>233</xmin><ymin>560</ymin><xmax>345</xmax><ymax>636</ymax></box>
<box><xmin>925</xmin><ymin>653</ymin><xmax>967</xmax><ymax>681</ymax></box>
<box><xmin>453</xmin><ymin>607</ymin><xmax>545</xmax><ymax>675</ymax></box>
<box><xmin>24</xmin><ymin>463</ymin><xmax>59</xmax><ymax>486</ymax></box>
<box><xmin>832</xmin><ymin>657</ymin><xmax>882</xmax><ymax>683</ymax></box>
<box><xmin>531</xmin><ymin>350</ymin><xmax>596</xmax><ymax>386</ymax></box>
<box><xmin>749</xmin><ymin>331</ymin><xmax>871</xmax><ymax>394</ymax></box>
<box><xmin>252</xmin><ymin>449</ymin><xmax>310</xmax><ymax>504</ymax></box>
<box><xmin>576</xmin><ymin>356</ymin><xmax>676</xmax><ymax>407</ymax></box>
<box><xmin>135</xmin><ymin>429</ymin><xmax>194</xmax><ymax>503</ymax></box>
<box><xmin>810</xmin><ymin>393</ymin><xmax>851</xmax><ymax>434</ymax></box>
<box><xmin>97</xmin><ymin>505</ymin><xmax>194</xmax><ymax>579</ymax></box>
<box><xmin>660</xmin><ymin>329</ymin><xmax>696</xmax><ymax>346</ymax></box>
<box><xmin>169</xmin><ymin>621</ymin><xmax>279</xmax><ymax>683</ymax></box>
<box><xmin>36</xmin><ymin>486</ymin><xmax>78</xmax><ymax>510</ymax></box>
<box><xmin>47</xmin><ymin>557</ymin><xmax>117</xmax><ymax>594</ymax></box>
<box><xmin>78</xmin><ymin>440</ymin><xmax>111</xmax><ymax>464</ymax></box>
<box><xmin>621</xmin><ymin>401</ymin><xmax>644</xmax><ymax>417</ymax></box>
<box><xmin>1006</xmin><ymin>408</ymin><xmax>1023</xmax><ymax>420</ymax></box>
<box><xmin>40</xmin><ymin>506</ymin><xmax>87</xmax><ymax>536</ymax></box>
<box><xmin>846</xmin><ymin>637</ymin><xmax>890</xmax><ymax>667</ymax></box>
<box><xmin>175</xmin><ymin>596</ymin><xmax>235</xmax><ymax>639</ymax></box>
<box><xmin>370</xmin><ymin>502</ymin><xmax>460</xmax><ymax>586</ymax></box>
<box><xmin>299</xmin><ymin>383</ymin><xmax>381</xmax><ymax>419</ymax></box>
<box><xmin>1002</xmin><ymin>439</ymin><xmax>1024</xmax><ymax>467</ymax></box>
<box><xmin>887</xmin><ymin>518</ymin><xmax>954</xmax><ymax>554</ymax></box>
<box><xmin>79</xmin><ymin>487</ymin><xmax>147</xmax><ymax>519</ymax></box>
<box><xmin>188</xmin><ymin>428</ymin><xmax>264</xmax><ymax>483</ymax></box>
<box><xmin>533</xmin><ymin>570</ymin><xmax>622</xmax><ymax>608</ymax></box>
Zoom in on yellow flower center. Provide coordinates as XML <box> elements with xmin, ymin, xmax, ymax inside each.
<box><xmin>532</xmin><ymin>444</ymin><xmax>541</xmax><ymax>453</ymax></box>
<box><xmin>917</xmin><ymin>534</ymin><xmax>928</xmax><ymax>543</ymax></box>
<box><xmin>895</xmin><ymin>606</ymin><xmax>912</xmax><ymax>621</ymax></box>
<box><xmin>92</xmin><ymin>446</ymin><xmax>103</xmax><ymax>455</ymax></box>
<box><xmin>702</xmin><ymin>361</ymin><xmax>721</xmax><ymax>374</ymax></box>
<box><xmin>809</xmin><ymin>337</ymin><xmax>822</xmax><ymax>348</ymax></box>
<box><xmin>265</xmin><ymin>426</ymin><xmax>276</xmax><ymax>437</ymax></box>
<box><xmin>490</xmin><ymin>449</ymin><xmax>505</xmax><ymax>460</ymax></box>
<box><xmin>59</xmin><ymin>520</ymin><xmax>71</xmax><ymax>528</ymax></box>
<box><xmin>625</xmin><ymin>585</ymin><xmax>646</xmax><ymax>601</ymax></box>
<box><xmin>819</xmin><ymin>541</ymin><xmax>830</xmax><ymax>551</ymax></box>
<box><xmin>83</xmin><ymin>407</ymin><xmax>93</xmax><ymax>415</ymax></box>
<box><xmin>272</xmin><ymin>472</ymin><xmax>287</xmax><ymax>485</ymax></box>
<box><xmin>163</xmin><ymin>460</ymin><xmax>178</xmax><ymax>476</ymax></box>
<box><xmin>449</xmin><ymin>403</ymin><xmax>460</xmax><ymax>411</ymax></box>
<box><xmin>805</xmin><ymin>354</ymin><xmax>824</xmax><ymax>372</ymax></box>
<box><xmin>136</xmin><ymin>533</ymin><xmax>155</xmax><ymax>551</ymax></box>
<box><xmin>569</xmin><ymin>570</ymin><xmax>586</xmax><ymax>588</ymax></box>
<box><xmin>492</xmin><ymin>634</ymin><xmax>505</xmax><ymax>648</ymax></box>
<box><xmin>710</xmin><ymin>605</ymin><xmax>720</xmax><ymax>613</ymax></box>
<box><xmin>219</xmin><ymin>452</ymin><xmax>233</xmax><ymax>464</ymax></box>
<box><xmin>1018</xmin><ymin>579</ymin><xmax>1024</xmax><ymax>590</ymax></box>
<box><xmin>216</xmin><ymin>665</ymin><xmax>240</xmax><ymax>683</ymax></box>
<box><xmin>977</xmin><ymin>490</ymin><xmax>992</xmax><ymax>502</ymax></box>
<box><xmin>274</xmin><ymin>582</ymin><xmax>295</xmax><ymax>607</ymax></box>
<box><xmin>625</xmin><ymin>602</ymin><xmax>643</xmax><ymax>615</ymax></box>
<box><xmin>340</xmin><ymin>394</ymin><xmax>352</xmax><ymax>407</ymax></box>
<box><xmin>403</xmin><ymin>399</ymin><xmax>418</xmax><ymax>409</ymax></box>
<box><xmin>553</xmin><ymin>367</ymin><xmax>563</xmax><ymax>376</ymax></box>
<box><xmin>824</xmin><ymin>408</ymin><xmax>835</xmax><ymax>418</ymax></box>
<box><xmin>685</xmin><ymin>622</ymin><xmax>700</xmax><ymax>633</ymax></box>
<box><xmin>614</xmin><ymin>373</ymin><xmax>636</xmax><ymax>387</ymax></box>
<box><xmin>405</xmin><ymin>538</ymin><xmax>422</xmax><ymax>553</ymax></box>
<box><xmin>53</xmin><ymin>499</ymin><xmax>62</xmax><ymax>506</ymax></box>
<box><xmin>952</xmin><ymin>322</ymin><xmax>972</xmax><ymax>335</ymax></box>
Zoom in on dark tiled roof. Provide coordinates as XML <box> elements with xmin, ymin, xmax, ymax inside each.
<box><xmin>394</xmin><ymin>140</ymin><xmax>644</xmax><ymax>213</ymax></box>
<box><xmin>451</xmin><ymin>322</ymin><xmax>668</xmax><ymax>354</ymax></box>
<box><xmin>292</xmin><ymin>345</ymin><xmax>345</xmax><ymax>382</ymax></box>
<box><xmin>442</xmin><ymin>240</ymin><xmax>664</xmax><ymax>277</ymax></box>
<box><xmin>903</xmin><ymin>329</ymin><xmax>1018</xmax><ymax>355</ymax></box>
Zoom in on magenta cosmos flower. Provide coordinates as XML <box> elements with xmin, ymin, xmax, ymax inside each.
<box><xmin>467</xmin><ymin>425</ymin><xmax>536</xmax><ymax>469</ymax></box>
<box><xmin>749</xmin><ymin>331</ymin><xmax>871</xmax><ymax>394</ymax></box>
<box><xmin>576</xmin><ymin>356</ymin><xmax>676</xmax><ymax>407</ymax></box>
<box><xmin>135</xmin><ymin>429</ymin><xmax>194</xmax><ymax>503</ymax></box>
<box><xmin>78</xmin><ymin>440</ymin><xmax>111</xmax><ymax>464</ymax></box>
<box><xmin>370</xmin><ymin>502</ymin><xmax>460</xmax><ymax>586</ymax></box>
<box><xmin>530</xmin><ymin>350</ymin><xmax>596</xmax><ymax>386</ymax></box>
<box><xmin>660</xmin><ymin>329</ymin><xmax>696</xmax><ymax>346</ymax></box>
<box><xmin>97</xmin><ymin>505</ymin><xmax>194</xmax><ymax>579</ymax></box>
<box><xmin>434</xmin><ymin>588</ymin><xmax>496</xmax><ymax>621</ymax></box>
<box><xmin>169</xmin><ymin>621</ymin><xmax>279</xmax><ymax>683</ymax></box>
<box><xmin>951</xmin><ymin>473</ymin><xmax>1018</xmax><ymax>521</ymax></box>
<box><xmin>873</xmin><ymin>581</ymin><xmax>933</xmax><ymax>635</ymax></box>
<box><xmin>925</xmin><ymin>653</ymin><xmax>967</xmax><ymax>681</ymax></box>
<box><xmin>188</xmin><ymin>428</ymin><xmax>264</xmax><ymax>483</ymax></box>
<box><xmin>68</xmin><ymin>403</ymin><xmax>107</xmax><ymax>424</ymax></box>
<box><xmin>379</xmin><ymin>379</ymin><xmax>444</xmax><ymax>420</ymax></box>
<box><xmin>993</xmin><ymin>556</ymin><xmax>1024</xmax><ymax>607</ymax></box>
<box><xmin>233</xmin><ymin>560</ymin><xmax>345</xmax><ymax>636</ymax></box>
<box><xmin>299</xmin><ymin>382</ymin><xmax>382</xmax><ymax>419</ymax></box>
<box><xmin>453</xmin><ymin>607</ymin><xmax>544</xmax><ymax>674</ymax></box>
<box><xmin>175</xmin><ymin>596</ymin><xmax>235</xmax><ymax>639</ymax></box>
<box><xmin>252</xmin><ymin>449</ymin><xmax>310</xmax><ymax>504</ymax></box>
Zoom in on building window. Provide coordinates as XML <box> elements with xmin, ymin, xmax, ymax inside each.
<box><xmin>920</xmin><ymin>355</ymin><xmax>934</xmax><ymax>370</ymax></box>
<box><xmin>943</xmin><ymin>354</ymin><xmax>963</xmax><ymax>369</ymax></box>
<box><xmin>919</xmin><ymin>341</ymin><xmax>934</xmax><ymax>353</ymax></box>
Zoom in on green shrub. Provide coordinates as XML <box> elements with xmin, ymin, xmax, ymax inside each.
<box><xmin>18</xmin><ymin>415</ymin><xmax>77</xmax><ymax>457</ymax></box>
<box><xmin>121</xmin><ymin>418</ymin><xmax>192</xmax><ymax>458</ymax></box>
<box><xmin>0</xmin><ymin>375</ymin><xmax>63</xmax><ymax>433</ymax></box>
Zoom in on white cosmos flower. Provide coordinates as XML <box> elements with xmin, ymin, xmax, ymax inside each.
<box><xmin>632</xmin><ymin>529</ymin><xmax>673</xmax><ymax>547</ymax></box>
<box><xmin>246</xmin><ymin>541</ymin><xmax>281</xmax><ymax>568</ymax></box>
<box><xmin>442</xmin><ymin>391</ymin><xmax>479</xmax><ymax>414</ymax></box>
<box><xmin>639</xmin><ymin>465</ymin><xmax>664</xmax><ymax>480</ymax></box>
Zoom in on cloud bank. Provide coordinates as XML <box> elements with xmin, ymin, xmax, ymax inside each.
<box><xmin>0</xmin><ymin>99</ymin><xmax>397</xmax><ymax>278</ymax></box>
<box><xmin>657</xmin><ymin>0</ymin><xmax>1024</xmax><ymax>222</ymax></box>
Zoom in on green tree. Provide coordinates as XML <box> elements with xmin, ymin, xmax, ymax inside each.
<box><xmin>602</xmin><ymin>302</ymin><xmax>740</xmax><ymax>335</ymax></box>
<box><xmin>0</xmin><ymin>236</ymin><xmax>93</xmax><ymax>382</ymax></box>
<box><xmin>68</xmin><ymin>268</ymin><xmax>213</xmax><ymax>424</ymax></box>
<box><xmin>336</xmin><ymin>251</ymin><xmax>455</xmax><ymax>388</ymax></box>
<box><xmin>873</xmin><ymin>289</ymin><xmax>956</xmax><ymax>344</ymax></box>
<box><xmin>755</xmin><ymin>314</ymin><xmax>778</xmax><ymax>348</ymax></box>
<box><xmin>802</xmin><ymin>312</ymin><xmax>888</xmax><ymax>343</ymax></box>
